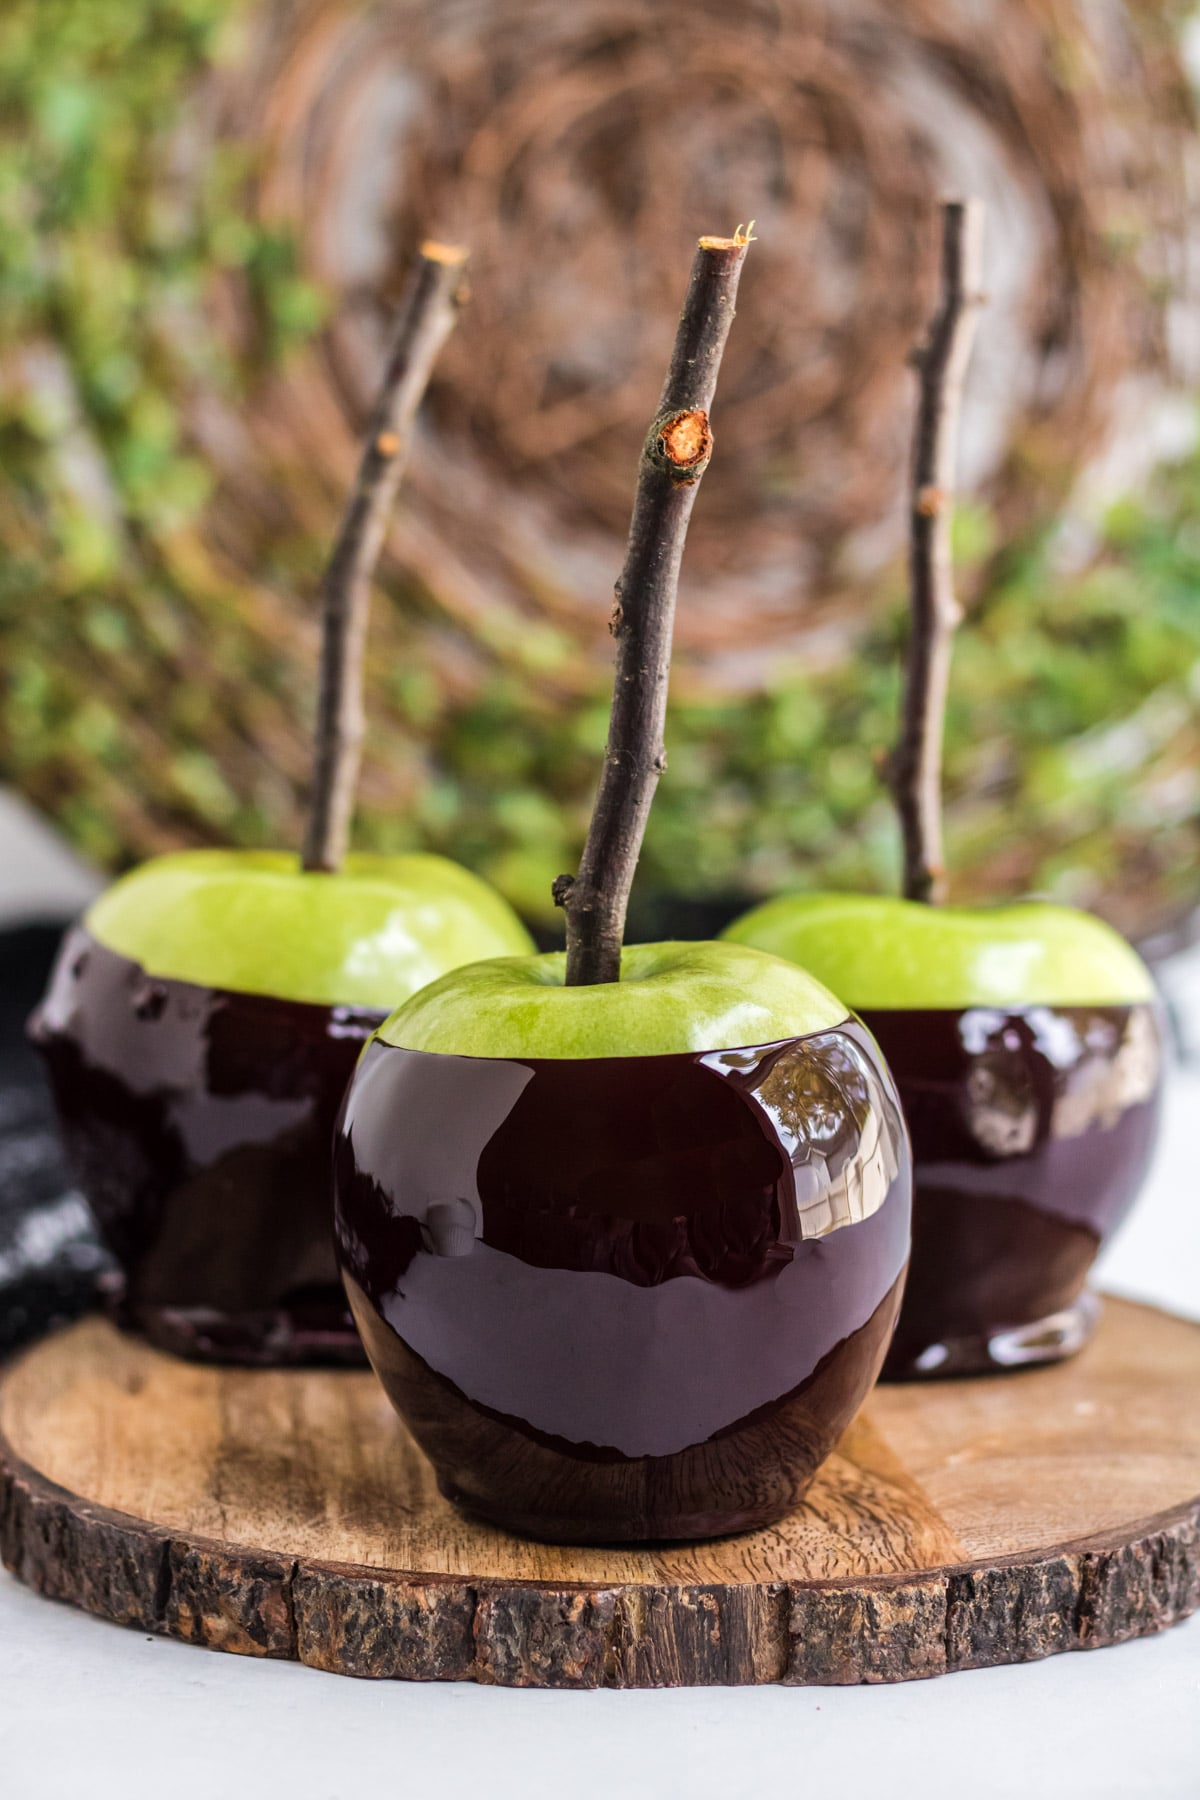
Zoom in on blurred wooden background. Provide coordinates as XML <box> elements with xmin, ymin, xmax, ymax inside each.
<box><xmin>1</xmin><ymin>0</ymin><xmax>1198</xmax><ymax>931</ymax></box>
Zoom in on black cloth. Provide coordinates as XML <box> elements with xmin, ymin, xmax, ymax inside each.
<box><xmin>0</xmin><ymin>924</ymin><xmax>112</xmax><ymax>1354</ymax></box>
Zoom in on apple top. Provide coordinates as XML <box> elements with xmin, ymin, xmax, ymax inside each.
<box><xmin>85</xmin><ymin>850</ymin><xmax>535</xmax><ymax>1010</ymax></box>
<box><xmin>376</xmin><ymin>939</ymin><xmax>849</xmax><ymax>1059</ymax></box>
<box><xmin>723</xmin><ymin>893</ymin><xmax>1156</xmax><ymax>1010</ymax></box>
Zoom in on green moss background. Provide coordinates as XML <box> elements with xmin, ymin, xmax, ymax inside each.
<box><xmin>1</xmin><ymin>0</ymin><xmax>1198</xmax><ymax>938</ymax></box>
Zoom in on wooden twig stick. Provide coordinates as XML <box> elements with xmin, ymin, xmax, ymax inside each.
<box><xmin>888</xmin><ymin>199</ymin><xmax>985</xmax><ymax>904</ymax></box>
<box><xmin>302</xmin><ymin>240</ymin><xmax>468</xmax><ymax>872</ymax></box>
<box><xmin>554</xmin><ymin>227</ymin><xmax>754</xmax><ymax>984</ymax></box>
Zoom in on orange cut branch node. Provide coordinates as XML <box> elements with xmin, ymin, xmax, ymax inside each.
<box><xmin>649</xmin><ymin>408</ymin><xmax>713</xmax><ymax>483</ymax></box>
<box><xmin>661</xmin><ymin>410</ymin><xmax>711</xmax><ymax>467</ymax></box>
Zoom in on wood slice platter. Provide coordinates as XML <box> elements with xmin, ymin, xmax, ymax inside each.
<box><xmin>1</xmin><ymin>1296</ymin><xmax>1197</xmax><ymax>1688</ymax></box>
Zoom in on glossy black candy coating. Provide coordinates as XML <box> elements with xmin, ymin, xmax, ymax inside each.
<box><xmin>860</xmin><ymin>1003</ymin><xmax>1163</xmax><ymax>1380</ymax></box>
<box><xmin>29</xmin><ymin>926</ymin><xmax>379</xmax><ymax>1365</ymax></box>
<box><xmin>335</xmin><ymin>1023</ymin><xmax>911</xmax><ymax>1543</ymax></box>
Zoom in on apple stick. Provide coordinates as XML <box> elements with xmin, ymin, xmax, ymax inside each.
<box><xmin>888</xmin><ymin>199</ymin><xmax>985</xmax><ymax>905</ymax></box>
<box><xmin>554</xmin><ymin>227</ymin><xmax>754</xmax><ymax>984</ymax></box>
<box><xmin>302</xmin><ymin>240</ymin><xmax>469</xmax><ymax>873</ymax></box>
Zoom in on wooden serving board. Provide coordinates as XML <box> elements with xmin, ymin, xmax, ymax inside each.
<box><xmin>1</xmin><ymin>1297</ymin><xmax>1197</xmax><ymax>1688</ymax></box>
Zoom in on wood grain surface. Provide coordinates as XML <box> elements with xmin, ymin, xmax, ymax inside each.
<box><xmin>1</xmin><ymin>1297</ymin><xmax>1197</xmax><ymax>1686</ymax></box>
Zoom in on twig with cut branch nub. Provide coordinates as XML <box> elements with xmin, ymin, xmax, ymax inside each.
<box><xmin>887</xmin><ymin>199</ymin><xmax>985</xmax><ymax>905</ymax></box>
<box><xmin>302</xmin><ymin>240</ymin><xmax>468</xmax><ymax>872</ymax></box>
<box><xmin>553</xmin><ymin>225</ymin><xmax>755</xmax><ymax>984</ymax></box>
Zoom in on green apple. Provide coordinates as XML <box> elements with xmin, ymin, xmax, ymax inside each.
<box><xmin>722</xmin><ymin>893</ymin><xmax>1153</xmax><ymax>1010</ymax></box>
<box><xmin>378</xmin><ymin>938</ymin><xmax>848</xmax><ymax>1059</ymax></box>
<box><xmin>86</xmin><ymin>848</ymin><xmax>535</xmax><ymax>1009</ymax></box>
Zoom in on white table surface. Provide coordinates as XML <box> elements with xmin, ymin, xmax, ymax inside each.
<box><xmin>1</xmin><ymin>911</ymin><xmax>1197</xmax><ymax>1799</ymax></box>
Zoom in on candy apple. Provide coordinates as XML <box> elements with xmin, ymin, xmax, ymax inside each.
<box><xmin>335</xmin><ymin>940</ymin><xmax>911</xmax><ymax>1541</ymax></box>
<box><xmin>333</xmin><ymin>229</ymin><xmax>914</xmax><ymax>1542</ymax></box>
<box><xmin>28</xmin><ymin>240</ymin><xmax>539</xmax><ymax>1365</ymax></box>
<box><xmin>723</xmin><ymin>896</ymin><xmax>1163</xmax><ymax>1375</ymax></box>
<box><xmin>724</xmin><ymin>204</ymin><xmax>1163</xmax><ymax>1377</ymax></box>
<box><xmin>30</xmin><ymin>849</ymin><xmax>534</xmax><ymax>1364</ymax></box>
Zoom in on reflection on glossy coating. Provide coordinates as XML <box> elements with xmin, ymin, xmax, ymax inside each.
<box><xmin>335</xmin><ymin>1023</ymin><xmax>912</xmax><ymax>1543</ymax></box>
<box><xmin>29</xmin><ymin>926</ymin><xmax>379</xmax><ymax>1365</ymax></box>
<box><xmin>862</xmin><ymin>1003</ymin><xmax>1164</xmax><ymax>1380</ymax></box>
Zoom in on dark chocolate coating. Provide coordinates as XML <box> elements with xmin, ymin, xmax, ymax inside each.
<box><xmin>29</xmin><ymin>926</ymin><xmax>380</xmax><ymax>1365</ymax></box>
<box><xmin>859</xmin><ymin>1003</ymin><xmax>1164</xmax><ymax>1380</ymax></box>
<box><xmin>335</xmin><ymin>1024</ymin><xmax>911</xmax><ymax>1543</ymax></box>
